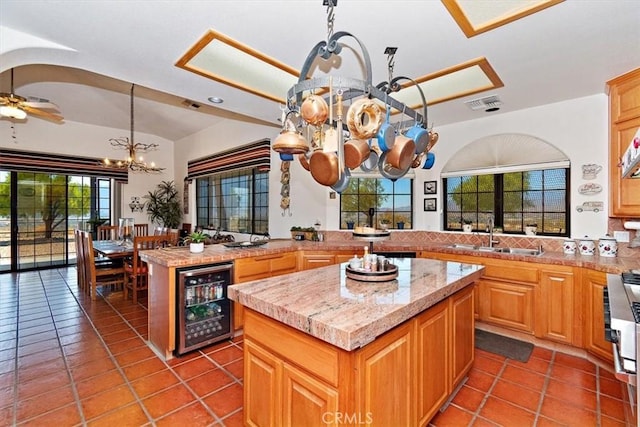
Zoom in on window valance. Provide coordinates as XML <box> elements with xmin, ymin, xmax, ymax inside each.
<box><xmin>187</xmin><ymin>139</ymin><xmax>271</xmax><ymax>179</ymax></box>
<box><xmin>0</xmin><ymin>148</ymin><xmax>129</xmax><ymax>182</ymax></box>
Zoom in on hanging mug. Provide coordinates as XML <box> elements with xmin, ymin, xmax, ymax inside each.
<box><xmin>581</xmin><ymin>164</ymin><xmax>602</xmax><ymax>180</ymax></box>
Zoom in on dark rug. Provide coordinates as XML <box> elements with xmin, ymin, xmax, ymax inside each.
<box><xmin>475</xmin><ymin>329</ymin><xmax>533</xmax><ymax>362</ymax></box>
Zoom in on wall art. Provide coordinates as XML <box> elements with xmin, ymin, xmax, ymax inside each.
<box><xmin>577</xmin><ymin>183</ymin><xmax>602</xmax><ymax>195</ymax></box>
<box><xmin>424</xmin><ymin>180</ymin><xmax>437</xmax><ymax>194</ymax></box>
<box><xmin>424</xmin><ymin>198</ymin><xmax>437</xmax><ymax>212</ymax></box>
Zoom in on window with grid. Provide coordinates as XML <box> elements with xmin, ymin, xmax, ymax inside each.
<box><xmin>340</xmin><ymin>177</ymin><xmax>412</xmax><ymax>229</ymax></box>
<box><xmin>444</xmin><ymin>168</ymin><xmax>569</xmax><ymax>236</ymax></box>
<box><xmin>196</xmin><ymin>168</ymin><xmax>269</xmax><ymax>234</ymax></box>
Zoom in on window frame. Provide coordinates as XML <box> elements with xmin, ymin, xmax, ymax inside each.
<box><xmin>443</xmin><ymin>167</ymin><xmax>570</xmax><ymax>237</ymax></box>
<box><xmin>195</xmin><ymin>167</ymin><xmax>269</xmax><ymax>234</ymax></box>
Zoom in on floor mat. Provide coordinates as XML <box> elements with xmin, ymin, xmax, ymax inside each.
<box><xmin>475</xmin><ymin>329</ymin><xmax>533</xmax><ymax>362</ymax></box>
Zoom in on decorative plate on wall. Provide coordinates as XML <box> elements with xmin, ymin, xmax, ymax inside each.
<box><xmin>578</xmin><ymin>183</ymin><xmax>603</xmax><ymax>195</ymax></box>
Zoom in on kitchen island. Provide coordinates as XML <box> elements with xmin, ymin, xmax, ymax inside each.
<box><xmin>228</xmin><ymin>258</ymin><xmax>484</xmax><ymax>426</ymax></box>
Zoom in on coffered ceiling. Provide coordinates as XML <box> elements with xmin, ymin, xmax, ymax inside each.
<box><xmin>1</xmin><ymin>1</ymin><xmax>639</xmax><ymax>142</ymax></box>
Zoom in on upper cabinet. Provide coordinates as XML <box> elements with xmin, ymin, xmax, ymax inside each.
<box><xmin>608</xmin><ymin>68</ymin><xmax>640</xmax><ymax>217</ymax></box>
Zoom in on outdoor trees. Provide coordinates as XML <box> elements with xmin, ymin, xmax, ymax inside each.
<box><xmin>341</xmin><ymin>178</ymin><xmax>389</xmax><ymax>227</ymax></box>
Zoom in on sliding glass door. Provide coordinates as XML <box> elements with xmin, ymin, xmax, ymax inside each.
<box><xmin>0</xmin><ymin>170</ymin><xmax>110</xmax><ymax>272</ymax></box>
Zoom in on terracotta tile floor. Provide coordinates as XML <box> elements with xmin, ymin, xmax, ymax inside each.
<box><xmin>0</xmin><ymin>268</ymin><xmax>636</xmax><ymax>426</ymax></box>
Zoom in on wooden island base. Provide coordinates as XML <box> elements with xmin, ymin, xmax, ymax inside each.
<box><xmin>242</xmin><ymin>285</ymin><xmax>474</xmax><ymax>427</ymax></box>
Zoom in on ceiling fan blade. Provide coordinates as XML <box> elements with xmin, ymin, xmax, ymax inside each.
<box><xmin>22</xmin><ymin>105</ymin><xmax>64</xmax><ymax>123</ymax></box>
<box><xmin>23</xmin><ymin>101</ymin><xmax>61</xmax><ymax>111</ymax></box>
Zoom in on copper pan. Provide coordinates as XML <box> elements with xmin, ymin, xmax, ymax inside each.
<box><xmin>300</xmin><ymin>94</ymin><xmax>329</xmax><ymax>127</ymax></box>
<box><xmin>385</xmin><ymin>134</ymin><xmax>415</xmax><ymax>170</ymax></box>
<box><xmin>344</xmin><ymin>139</ymin><xmax>370</xmax><ymax>169</ymax></box>
<box><xmin>309</xmin><ymin>150</ymin><xmax>339</xmax><ymax>186</ymax></box>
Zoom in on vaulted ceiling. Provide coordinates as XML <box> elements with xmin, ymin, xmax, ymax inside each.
<box><xmin>1</xmin><ymin>1</ymin><xmax>639</xmax><ymax>142</ymax></box>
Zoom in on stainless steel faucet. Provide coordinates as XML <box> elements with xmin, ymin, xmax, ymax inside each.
<box><xmin>487</xmin><ymin>215</ymin><xmax>500</xmax><ymax>247</ymax></box>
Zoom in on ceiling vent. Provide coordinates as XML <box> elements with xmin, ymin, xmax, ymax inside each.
<box><xmin>181</xmin><ymin>100</ymin><xmax>201</xmax><ymax>110</ymax></box>
<box><xmin>464</xmin><ymin>95</ymin><xmax>502</xmax><ymax>111</ymax></box>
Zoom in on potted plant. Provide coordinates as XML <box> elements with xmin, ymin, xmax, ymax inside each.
<box><xmin>462</xmin><ymin>219</ymin><xmax>473</xmax><ymax>233</ymax></box>
<box><xmin>396</xmin><ymin>215</ymin><xmax>408</xmax><ymax>230</ymax></box>
<box><xmin>187</xmin><ymin>231</ymin><xmax>210</xmax><ymax>253</ymax></box>
<box><xmin>379</xmin><ymin>218</ymin><xmax>391</xmax><ymax>230</ymax></box>
<box><xmin>143</xmin><ymin>180</ymin><xmax>182</xmax><ymax>229</ymax></box>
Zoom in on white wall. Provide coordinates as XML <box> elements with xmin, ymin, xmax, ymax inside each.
<box><xmin>411</xmin><ymin>94</ymin><xmax>609</xmax><ymax>239</ymax></box>
<box><xmin>2</xmin><ymin>92</ymin><xmax>610</xmax><ymax>240</ymax></box>
<box><xmin>0</xmin><ymin>118</ymin><xmax>175</xmax><ymax>226</ymax></box>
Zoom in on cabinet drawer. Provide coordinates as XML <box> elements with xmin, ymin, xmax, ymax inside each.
<box><xmin>483</xmin><ymin>263</ymin><xmax>538</xmax><ymax>284</ymax></box>
<box><xmin>271</xmin><ymin>252</ymin><xmax>297</xmax><ymax>274</ymax></box>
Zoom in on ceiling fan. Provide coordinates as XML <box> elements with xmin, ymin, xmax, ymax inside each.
<box><xmin>0</xmin><ymin>68</ymin><xmax>64</xmax><ymax>122</ymax></box>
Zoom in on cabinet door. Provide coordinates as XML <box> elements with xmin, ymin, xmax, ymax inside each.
<box><xmin>270</xmin><ymin>252</ymin><xmax>298</xmax><ymax>276</ymax></box>
<box><xmin>245</xmin><ymin>340</ymin><xmax>281</xmax><ymax>427</ymax></box>
<box><xmin>416</xmin><ymin>299</ymin><xmax>449</xmax><ymax>425</ymax></box>
<box><xmin>609</xmin><ymin>68</ymin><xmax>640</xmax><ymax>122</ymax></box>
<box><xmin>355</xmin><ymin>322</ymin><xmax>413</xmax><ymax>427</ymax></box>
<box><xmin>479</xmin><ymin>279</ymin><xmax>534</xmax><ymax>333</ymax></box>
<box><xmin>537</xmin><ymin>268</ymin><xmax>574</xmax><ymax>344</ymax></box>
<box><xmin>584</xmin><ymin>270</ymin><xmax>614</xmax><ymax>362</ymax></box>
<box><xmin>282</xmin><ymin>362</ymin><xmax>339</xmax><ymax>427</ymax></box>
<box><xmin>610</xmin><ymin>116</ymin><xmax>640</xmax><ymax>217</ymax></box>
<box><xmin>300</xmin><ymin>254</ymin><xmax>335</xmax><ymax>271</ymax></box>
<box><xmin>450</xmin><ymin>286</ymin><xmax>475</xmax><ymax>388</ymax></box>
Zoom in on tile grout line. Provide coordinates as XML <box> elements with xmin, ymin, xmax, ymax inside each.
<box><xmin>532</xmin><ymin>350</ymin><xmax>555</xmax><ymax>425</ymax></box>
<box><xmin>466</xmin><ymin>356</ymin><xmax>509</xmax><ymax>424</ymax></box>
<box><xmin>96</xmin><ymin>278</ymin><xmax>229</xmax><ymax>425</ymax></box>
<box><xmin>55</xmin><ymin>269</ymin><xmax>159</xmax><ymax>425</ymax></box>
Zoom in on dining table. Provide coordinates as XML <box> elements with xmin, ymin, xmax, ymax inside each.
<box><xmin>92</xmin><ymin>240</ymin><xmax>134</xmax><ymax>258</ymax></box>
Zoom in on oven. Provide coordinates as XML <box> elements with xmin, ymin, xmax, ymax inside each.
<box><xmin>605</xmin><ymin>271</ymin><xmax>640</xmax><ymax>421</ymax></box>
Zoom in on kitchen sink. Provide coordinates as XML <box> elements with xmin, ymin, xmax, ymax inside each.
<box><xmin>447</xmin><ymin>244</ymin><xmax>543</xmax><ymax>256</ymax></box>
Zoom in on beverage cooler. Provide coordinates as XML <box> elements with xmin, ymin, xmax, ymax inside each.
<box><xmin>176</xmin><ymin>263</ymin><xmax>234</xmax><ymax>356</ymax></box>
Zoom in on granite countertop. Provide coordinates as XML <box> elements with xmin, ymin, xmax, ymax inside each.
<box><xmin>139</xmin><ymin>239</ymin><xmax>639</xmax><ymax>274</ymax></box>
<box><xmin>227</xmin><ymin>258</ymin><xmax>484</xmax><ymax>351</ymax></box>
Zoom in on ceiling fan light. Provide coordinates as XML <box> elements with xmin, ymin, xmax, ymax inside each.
<box><xmin>0</xmin><ymin>105</ymin><xmax>27</xmax><ymax>120</ymax></box>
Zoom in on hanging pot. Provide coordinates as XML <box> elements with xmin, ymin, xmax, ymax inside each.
<box><xmin>378</xmin><ymin>151</ymin><xmax>411</xmax><ymax>181</ymax></box>
<box><xmin>411</xmin><ymin>152</ymin><xmax>424</xmax><ymax>169</ymax></box>
<box><xmin>385</xmin><ymin>134</ymin><xmax>415</xmax><ymax>170</ymax></box>
<box><xmin>376</xmin><ymin>105</ymin><xmax>395</xmax><ymax>152</ymax></box>
<box><xmin>309</xmin><ymin>150</ymin><xmax>339</xmax><ymax>186</ymax></box>
<box><xmin>273</xmin><ymin>113</ymin><xmax>309</xmax><ymax>154</ymax></box>
<box><xmin>405</xmin><ymin>122</ymin><xmax>429</xmax><ymax>154</ymax></box>
<box><xmin>422</xmin><ymin>152</ymin><xmax>436</xmax><ymax>169</ymax></box>
<box><xmin>427</xmin><ymin>131</ymin><xmax>439</xmax><ymax>151</ymax></box>
<box><xmin>300</xmin><ymin>94</ymin><xmax>329</xmax><ymax>127</ymax></box>
<box><xmin>344</xmin><ymin>139</ymin><xmax>370</xmax><ymax>169</ymax></box>
<box><xmin>331</xmin><ymin>167</ymin><xmax>351</xmax><ymax>193</ymax></box>
<box><xmin>360</xmin><ymin>144</ymin><xmax>380</xmax><ymax>172</ymax></box>
<box><xmin>346</xmin><ymin>98</ymin><xmax>383</xmax><ymax>140</ymax></box>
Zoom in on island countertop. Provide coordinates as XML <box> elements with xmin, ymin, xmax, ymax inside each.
<box><xmin>228</xmin><ymin>258</ymin><xmax>484</xmax><ymax>351</ymax></box>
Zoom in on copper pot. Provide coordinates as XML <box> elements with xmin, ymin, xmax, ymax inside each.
<box><xmin>385</xmin><ymin>135</ymin><xmax>415</xmax><ymax>170</ymax></box>
<box><xmin>309</xmin><ymin>150</ymin><xmax>339</xmax><ymax>186</ymax></box>
<box><xmin>300</xmin><ymin>94</ymin><xmax>329</xmax><ymax>126</ymax></box>
<box><xmin>344</xmin><ymin>139</ymin><xmax>370</xmax><ymax>169</ymax></box>
<box><xmin>273</xmin><ymin>129</ymin><xmax>309</xmax><ymax>154</ymax></box>
<box><xmin>298</xmin><ymin>153</ymin><xmax>311</xmax><ymax>171</ymax></box>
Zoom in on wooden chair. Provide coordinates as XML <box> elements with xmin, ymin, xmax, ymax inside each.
<box><xmin>134</xmin><ymin>223</ymin><xmax>149</xmax><ymax>237</ymax></box>
<box><xmin>81</xmin><ymin>231</ymin><xmax>125</xmax><ymax>301</ymax></box>
<box><xmin>74</xmin><ymin>228</ymin><xmax>86</xmax><ymax>293</ymax></box>
<box><xmin>96</xmin><ymin>225</ymin><xmax>118</xmax><ymax>240</ymax></box>
<box><xmin>124</xmin><ymin>235</ymin><xmax>165</xmax><ymax>304</ymax></box>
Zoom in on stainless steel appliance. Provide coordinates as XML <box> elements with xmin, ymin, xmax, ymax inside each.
<box><xmin>176</xmin><ymin>263</ymin><xmax>234</xmax><ymax>355</ymax></box>
<box><xmin>605</xmin><ymin>270</ymin><xmax>640</xmax><ymax>421</ymax></box>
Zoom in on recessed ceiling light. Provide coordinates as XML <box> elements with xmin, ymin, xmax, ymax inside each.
<box><xmin>208</xmin><ymin>97</ymin><xmax>224</xmax><ymax>104</ymax></box>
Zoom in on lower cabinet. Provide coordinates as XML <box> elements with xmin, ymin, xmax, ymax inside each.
<box><xmin>536</xmin><ymin>266</ymin><xmax>576</xmax><ymax>345</ymax></box>
<box><xmin>242</xmin><ymin>285</ymin><xmax>475</xmax><ymax>426</ymax></box>
<box><xmin>584</xmin><ymin>269</ymin><xmax>613</xmax><ymax>362</ymax></box>
<box><xmin>478</xmin><ymin>279</ymin><xmax>535</xmax><ymax>333</ymax></box>
<box><xmin>233</xmin><ymin>252</ymin><xmax>298</xmax><ymax>330</ymax></box>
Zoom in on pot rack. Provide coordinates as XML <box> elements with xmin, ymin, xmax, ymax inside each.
<box><xmin>275</xmin><ymin>0</ymin><xmax>434</xmax><ymax>192</ymax></box>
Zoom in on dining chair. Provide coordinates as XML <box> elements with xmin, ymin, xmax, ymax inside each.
<box><xmin>74</xmin><ymin>228</ymin><xmax>87</xmax><ymax>293</ymax></box>
<box><xmin>124</xmin><ymin>234</ymin><xmax>165</xmax><ymax>304</ymax></box>
<box><xmin>82</xmin><ymin>231</ymin><xmax>126</xmax><ymax>301</ymax></box>
<box><xmin>134</xmin><ymin>223</ymin><xmax>149</xmax><ymax>237</ymax></box>
<box><xmin>96</xmin><ymin>225</ymin><xmax>119</xmax><ymax>240</ymax></box>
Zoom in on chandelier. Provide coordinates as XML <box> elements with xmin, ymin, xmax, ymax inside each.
<box><xmin>272</xmin><ymin>0</ymin><xmax>437</xmax><ymax>192</ymax></box>
<box><xmin>103</xmin><ymin>84</ymin><xmax>164</xmax><ymax>173</ymax></box>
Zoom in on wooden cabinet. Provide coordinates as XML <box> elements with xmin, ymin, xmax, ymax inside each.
<box><xmin>479</xmin><ymin>279</ymin><xmax>535</xmax><ymax>333</ymax></box>
<box><xmin>233</xmin><ymin>252</ymin><xmax>298</xmax><ymax>330</ymax></box>
<box><xmin>608</xmin><ymin>68</ymin><xmax>640</xmax><ymax>217</ymax></box>
<box><xmin>584</xmin><ymin>269</ymin><xmax>613</xmax><ymax>363</ymax></box>
<box><xmin>536</xmin><ymin>266</ymin><xmax>576</xmax><ymax>345</ymax></box>
<box><xmin>242</xmin><ymin>285</ymin><xmax>476</xmax><ymax>426</ymax></box>
<box><xmin>299</xmin><ymin>251</ymin><xmax>355</xmax><ymax>271</ymax></box>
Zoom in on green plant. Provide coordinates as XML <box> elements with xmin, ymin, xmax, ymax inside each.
<box><xmin>463</xmin><ymin>219</ymin><xmax>473</xmax><ymax>225</ymax></box>
<box><xmin>188</xmin><ymin>231</ymin><xmax>210</xmax><ymax>243</ymax></box>
<box><xmin>143</xmin><ymin>180</ymin><xmax>182</xmax><ymax>228</ymax></box>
